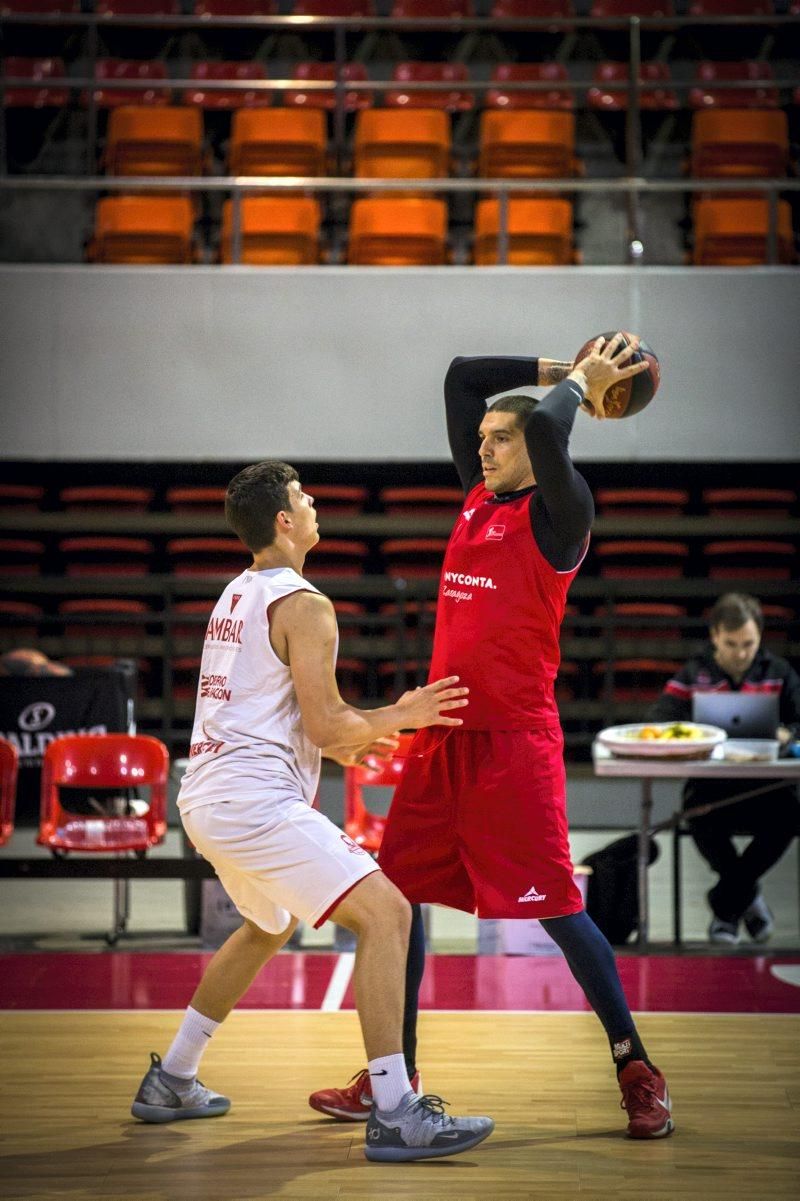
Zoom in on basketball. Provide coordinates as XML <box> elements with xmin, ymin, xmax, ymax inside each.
<box><xmin>573</xmin><ymin>331</ymin><xmax>660</xmax><ymax>418</ymax></box>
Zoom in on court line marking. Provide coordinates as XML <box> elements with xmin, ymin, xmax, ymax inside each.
<box><xmin>3</xmin><ymin>1008</ymin><xmax>799</xmax><ymax>1018</ymax></box>
<box><xmin>320</xmin><ymin>952</ymin><xmax>356</xmax><ymax>1012</ymax></box>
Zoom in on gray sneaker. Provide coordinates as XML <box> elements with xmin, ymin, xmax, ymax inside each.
<box><xmin>364</xmin><ymin>1091</ymin><xmax>494</xmax><ymax>1162</ymax></box>
<box><xmin>709</xmin><ymin>917</ymin><xmax>740</xmax><ymax>945</ymax></box>
<box><xmin>743</xmin><ymin>892</ymin><xmax>774</xmax><ymax>943</ymax></box>
<box><xmin>131</xmin><ymin>1052</ymin><xmax>231</xmax><ymax>1123</ymax></box>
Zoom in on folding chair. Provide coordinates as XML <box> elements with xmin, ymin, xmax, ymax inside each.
<box><xmin>305</xmin><ymin>540</ymin><xmax>369</xmax><ymax>576</ymax></box>
<box><xmin>380</xmin><ymin>538</ymin><xmax>449</xmax><ymax>577</ymax></box>
<box><xmin>379</xmin><ymin>486</ymin><xmax>463</xmax><ymax>515</ymax></box>
<box><xmin>0</xmin><ymin>485</ymin><xmax>45</xmax><ymax>508</ymax></box>
<box><xmin>701</xmin><ymin>487</ymin><xmax>796</xmax><ymax>516</ymax></box>
<box><xmin>59</xmin><ymin>536</ymin><xmax>155</xmax><ymax>576</ymax></box>
<box><xmin>594</xmin><ymin>487</ymin><xmax>689</xmax><ymax>515</ymax></box>
<box><xmin>0</xmin><ymin>738</ymin><xmax>19</xmax><ymax>847</ymax></box>
<box><xmin>38</xmin><ymin>733</ymin><xmax>169</xmax><ymax>942</ymax></box>
<box><xmin>344</xmin><ymin>732</ymin><xmax>416</xmax><ymax>853</ymax></box>
<box><xmin>89</xmin><ymin>196</ymin><xmax>196</xmax><ymax>264</ymax></box>
<box><xmin>165</xmin><ymin>486</ymin><xmax>227</xmax><ymax>510</ymax></box>
<box><xmin>594</xmin><ymin>539</ymin><xmax>690</xmax><ymax>578</ymax></box>
<box><xmin>166</xmin><ymin>537</ymin><xmax>250</xmax><ymax>575</ymax></box>
<box><xmin>60</xmin><ymin>485</ymin><xmax>153</xmax><ymax>509</ymax></box>
<box><xmin>702</xmin><ymin>540</ymin><xmax>795</xmax><ymax>580</ymax></box>
<box><xmin>0</xmin><ymin>539</ymin><xmax>45</xmax><ymax>575</ymax></box>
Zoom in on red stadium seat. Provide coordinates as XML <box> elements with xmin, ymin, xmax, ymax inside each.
<box><xmin>38</xmin><ymin>733</ymin><xmax>168</xmax><ymax>853</ymax></box>
<box><xmin>380</xmin><ymin>538</ymin><xmax>449</xmax><ymax>577</ymax></box>
<box><xmin>194</xmin><ymin>0</ymin><xmax>276</xmax><ymax>12</ymax></box>
<box><xmin>587</xmin><ymin>62</ymin><xmax>679</xmax><ymax>112</ymax></box>
<box><xmin>474</xmin><ymin>198</ymin><xmax>574</xmax><ymax>265</ymax></box>
<box><xmin>390</xmin><ymin>0</ymin><xmax>472</xmax><ymax>14</ymax></box>
<box><xmin>59</xmin><ymin>599</ymin><xmax>151</xmax><ymax>639</ymax></box>
<box><xmin>594</xmin><ymin>602</ymin><xmax>687</xmax><ymax>641</ymax></box>
<box><xmin>306</xmin><ymin>540</ymin><xmax>369</xmax><ymax>576</ymax></box>
<box><xmin>87</xmin><ymin>60</ymin><xmax>169</xmax><ymax>109</ymax></box>
<box><xmin>487</xmin><ymin>63</ymin><xmax>573</xmax><ymax>112</ymax></box>
<box><xmin>285</xmin><ymin>62</ymin><xmax>370</xmax><ymax>112</ymax></box>
<box><xmin>220</xmin><ymin>197</ymin><xmax>321</xmax><ymax>265</ymax></box>
<box><xmin>97</xmin><ymin>0</ymin><xmax>180</xmax><ymax>12</ymax></box>
<box><xmin>594</xmin><ymin>539</ymin><xmax>689</xmax><ymax>578</ymax></box>
<box><xmin>59</xmin><ymin>536</ymin><xmax>154</xmax><ymax>576</ymax></box>
<box><xmin>479</xmin><ymin>111</ymin><xmax>577</xmax><ymax>179</ymax></box>
<box><xmin>701</xmin><ymin>487</ymin><xmax>796</xmax><ymax>516</ymax></box>
<box><xmin>344</xmin><ymin>732</ymin><xmax>416</xmax><ymax>853</ymax></box>
<box><xmin>0</xmin><ymin>0</ymin><xmax>77</xmax><ymax>10</ymax></box>
<box><xmin>171</xmin><ymin>600</ymin><xmax>214</xmax><ymax>640</ymax></box>
<box><xmin>385</xmin><ymin>62</ymin><xmax>474</xmax><ymax>113</ymax></box>
<box><xmin>354</xmin><ymin>109</ymin><xmax>451</xmax><ymax>179</ymax></box>
<box><xmin>690</xmin><ymin>109</ymin><xmax>789</xmax><ymax>178</ymax></box>
<box><xmin>292</xmin><ymin>0</ymin><xmax>374</xmax><ymax>13</ymax></box>
<box><xmin>692</xmin><ymin>198</ymin><xmax>795</xmax><ymax>266</ymax></box>
<box><xmin>594</xmin><ymin>658</ymin><xmax>682</xmax><ymax>702</ymax></box>
<box><xmin>0</xmin><ymin>484</ymin><xmax>45</xmax><ymax>509</ymax></box>
<box><xmin>185</xmin><ymin>62</ymin><xmax>270</xmax><ymax>110</ymax></box>
<box><xmin>171</xmin><ymin>655</ymin><xmax>201</xmax><ymax>701</ymax></box>
<box><xmin>702</xmin><ymin>540</ymin><xmax>795</xmax><ymax>580</ymax></box>
<box><xmin>590</xmin><ymin>0</ymin><xmax>673</xmax><ymax>14</ymax></box>
<box><xmin>0</xmin><ymin>600</ymin><xmax>43</xmax><ymax>639</ymax></box>
<box><xmin>348</xmin><ymin>197</ymin><xmax>448</xmax><ymax>265</ymax></box>
<box><xmin>89</xmin><ymin>197</ymin><xmax>196</xmax><ymax>265</ymax></box>
<box><xmin>166</xmin><ymin>537</ymin><xmax>249</xmax><ymax>575</ymax></box>
<box><xmin>379</xmin><ymin>486</ymin><xmax>463</xmax><ymax>515</ymax></box>
<box><xmin>104</xmin><ymin>107</ymin><xmax>203</xmax><ymax>176</ymax></box>
<box><xmin>60</xmin><ymin>485</ymin><xmax>153</xmax><ymax>509</ymax></box>
<box><xmin>332</xmin><ymin>600</ymin><xmax>367</xmax><ymax>636</ymax></box>
<box><xmin>306</xmin><ymin>485</ymin><xmax>369</xmax><ymax>513</ymax></box>
<box><xmin>490</xmin><ymin>0</ymin><xmax>572</xmax><ymax>15</ymax></box>
<box><xmin>336</xmin><ymin>657</ymin><xmax>369</xmax><ymax>704</ymax></box>
<box><xmin>688</xmin><ymin>61</ymin><xmax>778</xmax><ymax>110</ymax></box>
<box><xmin>687</xmin><ymin>0</ymin><xmax>773</xmax><ymax>12</ymax></box>
<box><xmin>2</xmin><ymin>57</ymin><xmax>69</xmax><ymax>108</ymax></box>
<box><xmin>0</xmin><ymin>539</ymin><xmax>44</xmax><ymax>575</ymax></box>
<box><xmin>228</xmin><ymin>108</ymin><xmax>326</xmax><ymax>176</ymax></box>
<box><xmin>595</xmin><ymin>487</ymin><xmax>689</xmax><ymax>515</ymax></box>
<box><xmin>0</xmin><ymin>739</ymin><xmax>19</xmax><ymax>847</ymax></box>
<box><xmin>166</xmin><ymin>486</ymin><xmax>227</xmax><ymax>510</ymax></box>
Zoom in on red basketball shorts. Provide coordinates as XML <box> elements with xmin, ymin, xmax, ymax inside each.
<box><xmin>378</xmin><ymin>727</ymin><xmax>584</xmax><ymax>920</ymax></box>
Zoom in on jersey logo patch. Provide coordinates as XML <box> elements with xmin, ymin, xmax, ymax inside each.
<box><xmin>230</xmin><ymin>594</ymin><xmax>242</xmax><ymax>613</ymax></box>
<box><xmin>485</xmin><ymin>524</ymin><xmax>505</xmax><ymax>541</ymax></box>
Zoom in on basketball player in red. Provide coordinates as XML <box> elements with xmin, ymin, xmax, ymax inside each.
<box><xmin>310</xmin><ymin>334</ymin><xmax>675</xmax><ymax>1139</ymax></box>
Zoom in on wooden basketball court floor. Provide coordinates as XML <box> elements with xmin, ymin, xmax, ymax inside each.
<box><xmin>1</xmin><ymin>953</ymin><xmax>800</xmax><ymax>1201</ymax></box>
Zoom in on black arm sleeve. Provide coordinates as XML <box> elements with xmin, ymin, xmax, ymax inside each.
<box><xmin>647</xmin><ymin>664</ymin><xmax>694</xmax><ymax>722</ymax></box>
<box><xmin>443</xmin><ymin>355</ymin><xmax>540</xmax><ymax>492</ymax></box>
<box><xmin>525</xmin><ymin>379</ymin><xmax>595</xmax><ymax>570</ymax></box>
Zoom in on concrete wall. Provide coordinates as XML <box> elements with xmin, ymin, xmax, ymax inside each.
<box><xmin>2</xmin><ymin>265</ymin><xmax>799</xmax><ymax>461</ymax></box>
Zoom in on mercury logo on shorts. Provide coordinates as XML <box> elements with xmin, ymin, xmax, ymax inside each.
<box><xmin>518</xmin><ymin>884</ymin><xmax>547</xmax><ymax>903</ymax></box>
<box><xmin>340</xmin><ymin>833</ymin><xmax>367</xmax><ymax>856</ymax></box>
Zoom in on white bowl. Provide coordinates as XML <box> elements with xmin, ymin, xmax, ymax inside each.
<box><xmin>597</xmin><ymin>722</ymin><xmax>728</xmax><ymax>759</ymax></box>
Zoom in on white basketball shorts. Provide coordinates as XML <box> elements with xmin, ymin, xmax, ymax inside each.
<box><xmin>182</xmin><ymin>793</ymin><xmax>380</xmax><ymax>935</ymax></box>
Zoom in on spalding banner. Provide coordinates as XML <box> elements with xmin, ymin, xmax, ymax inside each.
<box><xmin>0</xmin><ymin>665</ymin><xmax>135</xmax><ymax>821</ymax></box>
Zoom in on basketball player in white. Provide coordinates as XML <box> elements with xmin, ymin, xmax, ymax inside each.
<box><xmin>131</xmin><ymin>461</ymin><xmax>494</xmax><ymax>1162</ymax></box>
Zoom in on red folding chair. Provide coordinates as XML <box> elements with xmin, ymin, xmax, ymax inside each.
<box><xmin>487</xmin><ymin>63</ymin><xmax>573</xmax><ymax>112</ymax></box>
<box><xmin>587</xmin><ymin>62</ymin><xmax>679</xmax><ymax>112</ymax></box>
<box><xmin>344</xmin><ymin>731</ymin><xmax>416</xmax><ymax>853</ymax></box>
<box><xmin>185</xmin><ymin>62</ymin><xmax>270</xmax><ymax>110</ymax></box>
<box><xmin>0</xmin><ymin>738</ymin><xmax>19</xmax><ymax>847</ymax></box>
<box><xmin>285</xmin><ymin>62</ymin><xmax>370</xmax><ymax>112</ymax></box>
<box><xmin>1</xmin><ymin>57</ymin><xmax>69</xmax><ymax>107</ymax></box>
<box><xmin>688</xmin><ymin>61</ymin><xmax>778</xmax><ymax>110</ymax></box>
<box><xmin>385</xmin><ymin>62</ymin><xmax>474</xmax><ymax>113</ymax></box>
<box><xmin>0</xmin><ymin>599</ymin><xmax>43</xmax><ymax>639</ymax></box>
<box><xmin>38</xmin><ymin>733</ymin><xmax>169</xmax><ymax>941</ymax></box>
<box><xmin>702</xmin><ymin>540</ymin><xmax>795</xmax><ymax>580</ymax></box>
<box><xmin>86</xmin><ymin>60</ymin><xmax>170</xmax><ymax>108</ymax></box>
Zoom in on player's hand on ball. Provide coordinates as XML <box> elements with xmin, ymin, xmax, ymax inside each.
<box><xmin>575</xmin><ymin>333</ymin><xmax>648</xmax><ymax>420</ymax></box>
<box><xmin>396</xmin><ymin>675</ymin><xmax>469</xmax><ymax>728</ymax></box>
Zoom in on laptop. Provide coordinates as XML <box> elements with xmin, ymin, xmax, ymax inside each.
<box><xmin>692</xmin><ymin>691</ymin><xmax>780</xmax><ymax>738</ymax></box>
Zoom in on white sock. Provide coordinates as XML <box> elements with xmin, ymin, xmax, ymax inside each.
<box><xmin>368</xmin><ymin>1053</ymin><xmax>412</xmax><ymax>1113</ymax></box>
<box><xmin>162</xmin><ymin>1006</ymin><xmax>220</xmax><ymax>1080</ymax></box>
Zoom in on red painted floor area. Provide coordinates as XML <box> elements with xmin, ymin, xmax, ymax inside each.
<box><xmin>1</xmin><ymin>953</ymin><xmax>799</xmax><ymax>1012</ymax></box>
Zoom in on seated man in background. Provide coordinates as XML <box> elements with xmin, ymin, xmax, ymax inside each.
<box><xmin>649</xmin><ymin>592</ymin><xmax>800</xmax><ymax>945</ymax></box>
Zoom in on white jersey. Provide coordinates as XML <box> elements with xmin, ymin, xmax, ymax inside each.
<box><xmin>178</xmin><ymin>567</ymin><xmax>324</xmax><ymax>815</ymax></box>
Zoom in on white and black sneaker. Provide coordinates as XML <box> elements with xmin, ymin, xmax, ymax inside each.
<box><xmin>364</xmin><ymin>1091</ymin><xmax>494</xmax><ymax>1162</ymax></box>
<box><xmin>131</xmin><ymin>1052</ymin><xmax>231</xmax><ymax>1123</ymax></box>
<box><xmin>709</xmin><ymin>917</ymin><xmax>740</xmax><ymax>945</ymax></box>
<box><xmin>743</xmin><ymin>892</ymin><xmax>774</xmax><ymax>943</ymax></box>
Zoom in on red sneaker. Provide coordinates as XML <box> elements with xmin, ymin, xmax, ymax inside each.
<box><xmin>309</xmin><ymin>1068</ymin><xmax>421</xmax><ymax>1121</ymax></box>
<box><xmin>618</xmin><ymin>1061</ymin><xmax>674</xmax><ymax>1139</ymax></box>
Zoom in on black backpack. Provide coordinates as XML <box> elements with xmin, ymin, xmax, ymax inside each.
<box><xmin>581</xmin><ymin>834</ymin><xmax>660</xmax><ymax>945</ymax></box>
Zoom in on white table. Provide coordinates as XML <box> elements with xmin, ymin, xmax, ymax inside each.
<box><xmin>592</xmin><ymin>743</ymin><xmax>800</xmax><ymax>947</ymax></box>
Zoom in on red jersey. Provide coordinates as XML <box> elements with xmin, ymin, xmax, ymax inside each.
<box><xmin>428</xmin><ymin>482</ymin><xmax>587</xmax><ymax>730</ymax></box>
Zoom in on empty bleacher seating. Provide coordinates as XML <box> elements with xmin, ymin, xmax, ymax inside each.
<box><xmin>690</xmin><ymin>109</ymin><xmax>790</xmax><ymax>178</ymax></box>
<box><xmin>385</xmin><ymin>62</ymin><xmax>474</xmax><ymax>113</ymax></box>
<box><xmin>285</xmin><ymin>62</ymin><xmax>370</xmax><ymax>112</ymax></box>
<box><xmin>587</xmin><ymin>62</ymin><xmax>679</xmax><ymax>112</ymax></box>
<box><xmin>220</xmin><ymin>197</ymin><xmax>321</xmax><ymax>264</ymax></box>
<box><xmin>474</xmin><ymin>197</ymin><xmax>574</xmax><ymax>265</ymax></box>
<box><xmin>89</xmin><ymin>197</ymin><xmax>196</xmax><ymax>264</ymax></box>
<box><xmin>354</xmin><ymin>109</ymin><xmax>451</xmax><ymax>179</ymax></box>
<box><xmin>104</xmin><ymin>107</ymin><xmax>204</xmax><ymax>176</ymax></box>
<box><xmin>87</xmin><ymin>60</ymin><xmax>170</xmax><ymax>109</ymax></box>
<box><xmin>185</xmin><ymin>62</ymin><xmax>270</xmax><ymax>110</ymax></box>
<box><xmin>479</xmin><ymin>110</ymin><xmax>578</xmax><ymax>179</ymax></box>
<box><xmin>228</xmin><ymin>108</ymin><xmax>326</xmax><ymax>176</ymax></box>
<box><xmin>688</xmin><ymin>61</ymin><xmax>779</xmax><ymax>110</ymax></box>
<box><xmin>2</xmin><ymin>57</ymin><xmax>68</xmax><ymax>107</ymax></box>
<box><xmin>692</xmin><ymin>198</ymin><xmax>795</xmax><ymax>265</ymax></box>
<box><xmin>348</xmin><ymin>197</ymin><xmax>448</xmax><ymax>264</ymax></box>
<box><xmin>486</xmin><ymin>63</ymin><xmax>573</xmax><ymax>111</ymax></box>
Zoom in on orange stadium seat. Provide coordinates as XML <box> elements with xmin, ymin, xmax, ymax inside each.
<box><xmin>0</xmin><ymin>539</ymin><xmax>44</xmax><ymax>574</ymax></box>
<box><xmin>89</xmin><ymin>197</ymin><xmax>196</xmax><ymax>264</ymax></box>
<box><xmin>185</xmin><ymin>62</ymin><xmax>270</xmax><ymax>110</ymax></box>
<box><xmin>595</xmin><ymin>487</ymin><xmax>689</xmax><ymax>515</ymax></box>
<box><xmin>380</xmin><ymin>538</ymin><xmax>449</xmax><ymax>577</ymax></box>
<box><xmin>688</xmin><ymin>61</ymin><xmax>778</xmax><ymax>110</ymax></box>
<box><xmin>692</xmin><ymin>198</ymin><xmax>795</xmax><ymax>265</ymax></box>
<box><xmin>354</xmin><ymin>109</ymin><xmax>451</xmax><ymax>179</ymax></box>
<box><xmin>305</xmin><ymin>540</ymin><xmax>369</xmax><ymax>576</ymax></box>
<box><xmin>590</xmin><ymin>0</ymin><xmax>673</xmax><ymax>14</ymax></box>
<box><xmin>165</xmin><ymin>486</ymin><xmax>227</xmax><ymax>510</ymax></box>
<box><xmin>220</xmin><ymin>197</ymin><xmax>321</xmax><ymax>264</ymax></box>
<box><xmin>285</xmin><ymin>62</ymin><xmax>370</xmax><ymax>112</ymax></box>
<box><xmin>2</xmin><ymin>57</ymin><xmax>69</xmax><ymax>108</ymax></box>
<box><xmin>474</xmin><ymin>198</ymin><xmax>574</xmax><ymax>265</ymax></box>
<box><xmin>167</xmin><ymin>538</ymin><xmax>250</xmax><ymax>575</ymax></box>
<box><xmin>594</xmin><ymin>539</ymin><xmax>689</xmax><ymax>578</ymax></box>
<box><xmin>690</xmin><ymin>109</ymin><xmax>789</xmax><ymax>178</ymax></box>
<box><xmin>228</xmin><ymin>108</ymin><xmax>326</xmax><ymax>176</ymax></box>
<box><xmin>478</xmin><ymin>111</ymin><xmax>577</xmax><ymax>179</ymax></box>
<box><xmin>194</xmin><ymin>0</ymin><xmax>277</xmax><ymax>13</ymax></box>
<box><xmin>390</xmin><ymin>0</ymin><xmax>472</xmax><ymax>13</ymax></box>
<box><xmin>702</xmin><ymin>540</ymin><xmax>795</xmax><ymax>580</ymax></box>
<box><xmin>385</xmin><ymin>62</ymin><xmax>474</xmax><ymax>113</ymax></box>
<box><xmin>104</xmin><ymin>107</ymin><xmax>203</xmax><ymax>176</ymax></box>
<box><xmin>487</xmin><ymin>63</ymin><xmax>573</xmax><ymax>112</ymax></box>
<box><xmin>305</xmin><ymin>485</ymin><xmax>368</xmax><ymax>513</ymax></box>
<box><xmin>0</xmin><ymin>738</ymin><xmax>18</xmax><ymax>848</ymax></box>
<box><xmin>59</xmin><ymin>536</ymin><xmax>154</xmax><ymax>576</ymax></box>
<box><xmin>86</xmin><ymin>60</ymin><xmax>169</xmax><ymax>109</ymax></box>
<box><xmin>344</xmin><ymin>733</ymin><xmax>416</xmax><ymax>853</ymax></box>
<box><xmin>348</xmin><ymin>197</ymin><xmax>448</xmax><ymax>265</ymax></box>
<box><xmin>587</xmin><ymin>62</ymin><xmax>679</xmax><ymax>112</ymax></box>
<box><xmin>60</xmin><ymin>485</ymin><xmax>153</xmax><ymax>509</ymax></box>
<box><xmin>379</xmin><ymin>486</ymin><xmax>463</xmax><ymax>515</ymax></box>
<box><xmin>490</xmin><ymin>0</ymin><xmax>572</xmax><ymax>16</ymax></box>
<box><xmin>0</xmin><ymin>484</ymin><xmax>45</xmax><ymax>508</ymax></box>
<box><xmin>292</xmin><ymin>0</ymin><xmax>374</xmax><ymax>13</ymax></box>
<box><xmin>702</xmin><ymin>487</ymin><xmax>796</xmax><ymax>516</ymax></box>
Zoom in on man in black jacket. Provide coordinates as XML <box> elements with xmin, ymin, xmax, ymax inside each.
<box><xmin>649</xmin><ymin>592</ymin><xmax>800</xmax><ymax>945</ymax></box>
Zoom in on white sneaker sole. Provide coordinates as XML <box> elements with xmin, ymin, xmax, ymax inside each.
<box><xmin>131</xmin><ymin>1099</ymin><xmax>230</xmax><ymax>1123</ymax></box>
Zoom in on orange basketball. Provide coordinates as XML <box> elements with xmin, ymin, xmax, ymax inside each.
<box><xmin>573</xmin><ymin>331</ymin><xmax>660</xmax><ymax>418</ymax></box>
